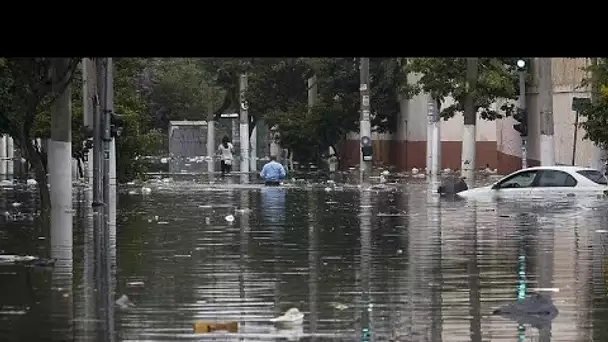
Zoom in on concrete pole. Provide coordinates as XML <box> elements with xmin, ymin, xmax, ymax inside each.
<box><xmin>431</xmin><ymin>100</ymin><xmax>441</xmax><ymax>175</ymax></box>
<box><xmin>538</xmin><ymin>58</ymin><xmax>555</xmax><ymax>166</ymax></box>
<box><xmin>83</xmin><ymin>58</ymin><xmax>96</xmax><ymax>184</ymax></box>
<box><xmin>427</xmin><ymin>100</ymin><xmax>441</xmax><ymax>175</ymax></box>
<box><xmin>206</xmin><ymin>88</ymin><xmax>215</xmax><ymax>174</ymax></box>
<box><xmin>106</xmin><ymin>58</ymin><xmax>116</xmax><ymax>187</ymax></box>
<box><xmin>49</xmin><ymin>57</ymin><xmax>73</xmax><ymax>268</ymax></box>
<box><xmin>239</xmin><ymin>74</ymin><xmax>250</xmax><ymax>175</ymax></box>
<box><xmin>250</xmin><ymin>123</ymin><xmax>257</xmax><ymax>172</ymax></box>
<box><xmin>0</xmin><ymin>134</ymin><xmax>6</xmax><ymax>175</ymax></box>
<box><xmin>308</xmin><ymin>76</ymin><xmax>318</xmax><ymax>167</ymax></box>
<box><xmin>461</xmin><ymin>57</ymin><xmax>479</xmax><ymax>186</ymax></box>
<box><xmin>359</xmin><ymin>58</ymin><xmax>372</xmax><ymax>180</ymax></box>
<box><xmin>6</xmin><ymin>136</ymin><xmax>13</xmax><ymax>175</ymax></box>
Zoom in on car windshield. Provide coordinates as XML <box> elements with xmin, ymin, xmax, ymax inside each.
<box><xmin>577</xmin><ymin>170</ymin><xmax>608</xmax><ymax>185</ymax></box>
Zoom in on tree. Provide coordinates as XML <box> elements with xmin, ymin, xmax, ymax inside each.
<box><xmin>408</xmin><ymin>58</ymin><xmax>521</xmax><ymax>120</ymax></box>
<box><xmin>0</xmin><ymin>58</ymin><xmax>80</xmax><ymax>216</ymax></box>
<box><xmin>578</xmin><ymin>58</ymin><xmax>608</xmax><ymax>149</ymax></box>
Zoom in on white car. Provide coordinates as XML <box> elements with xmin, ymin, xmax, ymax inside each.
<box><xmin>457</xmin><ymin>166</ymin><xmax>608</xmax><ymax>201</ymax></box>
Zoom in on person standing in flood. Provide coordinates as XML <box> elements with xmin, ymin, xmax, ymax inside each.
<box><xmin>260</xmin><ymin>155</ymin><xmax>286</xmax><ymax>186</ymax></box>
<box><xmin>217</xmin><ymin>136</ymin><xmax>234</xmax><ymax>175</ymax></box>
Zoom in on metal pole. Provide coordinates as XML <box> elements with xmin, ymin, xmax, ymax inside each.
<box><xmin>518</xmin><ymin>70</ymin><xmax>528</xmax><ymax>169</ymax></box>
<box><xmin>239</xmin><ymin>74</ymin><xmax>249</xmax><ymax>175</ymax></box>
<box><xmin>92</xmin><ymin>59</ymin><xmax>104</xmax><ymax>206</ymax></box>
<box><xmin>572</xmin><ymin>110</ymin><xmax>579</xmax><ymax>166</ymax></box>
<box><xmin>360</xmin><ymin>58</ymin><xmax>371</xmax><ymax>180</ymax></box>
<box><xmin>101</xmin><ymin>58</ymin><xmax>111</xmax><ymax>209</ymax></box>
<box><xmin>206</xmin><ymin>88</ymin><xmax>215</xmax><ymax>174</ymax></box>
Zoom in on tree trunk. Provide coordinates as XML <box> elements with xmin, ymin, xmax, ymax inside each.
<box><xmin>21</xmin><ymin>136</ymin><xmax>51</xmax><ymax>219</ymax></box>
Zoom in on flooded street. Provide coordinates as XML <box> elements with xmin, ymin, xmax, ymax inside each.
<box><xmin>2</xmin><ymin>175</ymin><xmax>608</xmax><ymax>341</ymax></box>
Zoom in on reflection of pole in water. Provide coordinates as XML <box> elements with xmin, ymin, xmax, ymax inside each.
<box><xmin>239</xmin><ymin>189</ymin><xmax>249</xmax><ymax>329</ymax></box>
<box><xmin>78</xmin><ymin>188</ymin><xmax>97</xmax><ymax>338</ymax></box>
<box><xmin>359</xmin><ymin>189</ymin><xmax>372</xmax><ymax>341</ymax></box>
<box><xmin>50</xmin><ymin>205</ymin><xmax>74</xmax><ymax>340</ymax></box>
<box><xmin>427</xmin><ymin>176</ymin><xmax>443</xmax><ymax>342</ymax></box>
<box><xmin>536</xmin><ymin>216</ymin><xmax>555</xmax><ymax>342</ymax></box>
<box><xmin>308</xmin><ymin>189</ymin><xmax>319</xmax><ymax>339</ymax></box>
<box><xmin>465</xmin><ymin>200</ymin><xmax>481</xmax><ymax>342</ymax></box>
<box><xmin>94</xmin><ymin>203</ymin><xmax>116</xmax><ymax>342</ymax></box>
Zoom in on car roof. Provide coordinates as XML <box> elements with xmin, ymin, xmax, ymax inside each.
<box><xmin>520</xmin><ymin>165</ymin><xmax>600</xmax><ymax>172</ymax></box>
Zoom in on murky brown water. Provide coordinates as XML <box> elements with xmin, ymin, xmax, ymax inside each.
<box><xmin>1</xmin><ymin>175</ymin><xmax>608</xmax><ymax>341</ymax></box>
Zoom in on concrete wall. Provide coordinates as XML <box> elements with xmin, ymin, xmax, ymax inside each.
<box><xmin>339</xmin><ymin>58</ymin><xmax>603</xmax><ymax>174</ymax></box>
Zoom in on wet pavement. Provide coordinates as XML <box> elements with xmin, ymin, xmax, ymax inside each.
<box><xmin>1</xmin><ymin>173</ymin><xmax>608</xmax><ymax>341</ymax></box>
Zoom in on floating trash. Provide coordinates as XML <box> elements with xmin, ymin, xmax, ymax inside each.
<box><xmin>115</xmin><ymin>294</ymin><xmax>136</xmax><ymax>309</ymax></box>
<box><xmin>225</xmin><ymin>214</ymin><xmax>235</xmax><ymax>223</ymax></box>
<box><xmin>193</xmin><ymin>321</ymin><xmax>238</xmax><ymax>334</ymax></box>
<box><xmin>270</xmin><ymin>308</ymin><xmax>304</xmax><ymax>328</ymax></box>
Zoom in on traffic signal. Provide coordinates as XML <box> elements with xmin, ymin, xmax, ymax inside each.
<box><xmin>362</xmin><ymin>146</ymin><xmax>373</xmax><ymax>161</ymax></box>
<box><xmin>513</xmin><ymin>108</ymin><xmax>527</xmax><ymax>136</ymax></box>
<box><xmin>110</xmin><ymin>112</ymin><xmax>125</xmax><ymax>138</ymax></box>
<box><xmin>516</xmin><ymin>59</ymin><xmax>527</xmax><ymax>72</ymax></box>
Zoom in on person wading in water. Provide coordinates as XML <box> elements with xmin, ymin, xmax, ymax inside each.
<box><xmin>260</xmin><ymin>155</ymin><xmax>286</xmax><ymax>186</ymax></box>
<box><xmin>217</xmin><ymin>136</ymin><xmax>234</xmax><ymax>175</ymax></box>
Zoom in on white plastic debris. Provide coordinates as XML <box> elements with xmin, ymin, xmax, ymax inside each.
<box><xmin>270</xmin><ymin>308</ymin><xmax>304</xmax><ymax>328</ymax></box>
<box><xmin>225</xmin><ymin>214</ymin><xmax>235</xmax><ymax>223</ymax></box>
<box><xmin>127</xmin><ymin>281</ymin><xmax>145</xmax><ymax>288</ymax></box>
<box><xmin>381</xmin><ymin>170</ymin><xmax>389</xmax><ymax>176</ymax></box>
<box><xmin>141</xmin><ymin>187</ymin><xmax>152</xmax><ymax>194</ymax></box>
<box><xmin>26</xmin><ymin>179</ymin><xmax>37</xmax><ymax>185</ymax></box>
<box><xmin>115</xmin><ymin>294</ymin><xmax>136</xmax><ymax>309</ymax></box>
<box><xmin>11</xmin><ymin>202</ymin><xmax>21</xmax><ymax>208</ymax></box>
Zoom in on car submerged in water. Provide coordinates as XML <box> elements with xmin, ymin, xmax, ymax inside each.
<box><xmin>456</xmin><ymin>166</ymin><xmax>608</xmax><ymax>201</ymax></box>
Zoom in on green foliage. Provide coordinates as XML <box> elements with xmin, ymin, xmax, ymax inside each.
<box><xmin>408</xmin><ymin>58</ymin><xmax>520</xmax><ymax>120</ymax></box>
<box><xmin>145</xmin><ymin>58</ymin><xmax>224</xmax><ymax>130</ymax></box>
<box><xmin>578</xmin><ymin>58</ymin><xmax>608</xmax><ymax>149</ymax></box>
<box><xmin>201</xmin><ymin>58</ymin><xmax>413</xmax><ymax>162</ymax></box>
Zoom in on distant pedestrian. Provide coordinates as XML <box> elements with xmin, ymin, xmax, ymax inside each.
<box><xmin>260</xmin><ymin>155</ymin><xmax>286</xmax><ymax>186</ymax></box>
<box><xmin>217</xmin><ymin>136</ymin><xmax>234</xmax><ymax>175</ymax></box>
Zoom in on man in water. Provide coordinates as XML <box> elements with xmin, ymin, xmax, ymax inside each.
<box><xmin>217</xmin><ymin>136</ymin><xmax>234</xmax><ymax>175</ymax></box>
<box><xmin>260</xmin><ymin>155</ymin><xmax>286</xmax><ymax>186</ymax></box>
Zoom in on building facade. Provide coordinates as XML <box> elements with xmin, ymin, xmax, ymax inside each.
<box><xmin>339</xmin><ymin>58</ymin><xmax>603</xmax><ymax>174</ymax></box>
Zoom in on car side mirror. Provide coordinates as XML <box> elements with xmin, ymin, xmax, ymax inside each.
<box><xmin>491</xmin><ymin>183</ymin><xmax>500</xmax><ymax>190</ymax></box>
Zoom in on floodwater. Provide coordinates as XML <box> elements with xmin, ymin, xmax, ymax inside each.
<box><xmin>1</xmin><ymin>174</ymin><xmax>608</xmax><ymax>341</ymax></box>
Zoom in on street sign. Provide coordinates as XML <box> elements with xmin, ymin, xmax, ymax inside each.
<box><xmin>362</xmin><ymin>109</ymin><xmax>370</xmax><ymax>121</ymax></box>
<box><xmin>220</xmin><ymin>113</ymin><xmax>238</xmax><ymax>118</ymax></box>
<box><xmin>362</xmin><ymin>95</ymin><xmax>369</xmax><ymax>107</ymax></box>
<box><xmin>572</xmin><ymin>97</ymin><xmax>590</xmax><ymax>111</ymax></box>
<box><xmin>361</xmin><ymin>136</ymin><xmax>372</xmax><ymax>147</ymax></box>
<box><xmin>360</xmin><ymin>84</ymin><xmax>368</xmax><ymax>91</ymax></box>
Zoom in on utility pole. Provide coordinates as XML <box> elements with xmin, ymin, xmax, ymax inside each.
<box><xmin>0</xmin><ymin>135</ymin><xmax>6</xmax><ymax>175</ymax></box>
<box><xmin>206</xmin><ymin>87</ymin><xmax>215</xmax><ymax>174</ymax></box>
<box><xmin>427</xmin><ymin>100</ymin><xmax>441</xmax><ymax>175</ymax></box>
<box><xmin>101</xmin><ymin>58</ymin><xmax>111</xmax><ymax>209</ymax></box>
<box><xmin>359</xmin><ymin>58</ymin><xmax>372</xmax><ymax>181</ymax></box>
<box><xmin>106</xmin><ymin>59</ymin><xmax>116</xmax><ymax>188</ymax></box>
<box><xmin>82</xmin><ymin>59</ymin><xmax>96</xmax><ymax>183</ymax></box>
<box><xmin>461</xmin><ymin>57</ymin><xmax>479</xmax><ymax>186</ymax></box>
<box><xmin>6</xmin><ymin>136</ymin><xmax>13</xmax><ymax>175</ymax></box>
<box><xmin>239</xmin><ymin>74</ymin><xmax>249</xmax><ymax>176</ymax></box>
<box><xmin>49</xmin><ymin>57</ymin><xmax>73</xmax><ymax>254</ymax></box>
<box><xmin>538</xmin><ymin>58</ymin><xmax>555</xmax><ymax>166</ymax></box>
<box><xmin>92</xmin><ymin>58</ymin><xmax>106</xmax><ymax>207</ymax></box>
<box><xmin>516</xmin><ymin>59</ymin><xmax>528</xmax><ymax>169</ymax></box>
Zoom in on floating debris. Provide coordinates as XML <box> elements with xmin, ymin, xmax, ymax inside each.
<box><xmin>115</xmin><ymin>294</ymin><xmax>136</xmax><ymax>309</ymax></box>
<box><xmin>270</xmin><ymin>308</ymin><xmax>304</xmax><ymax>328</ymax></box>
<box><xmin>225</xmin><ymin>214</ymin><xmax>235</xmax><ymax>223</ymax></box>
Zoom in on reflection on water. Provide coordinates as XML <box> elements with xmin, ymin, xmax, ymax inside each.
<box><xmin>1</xmin><ymin>178</ymin><xmax>608</xmax><ymax>341</ymax></box>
